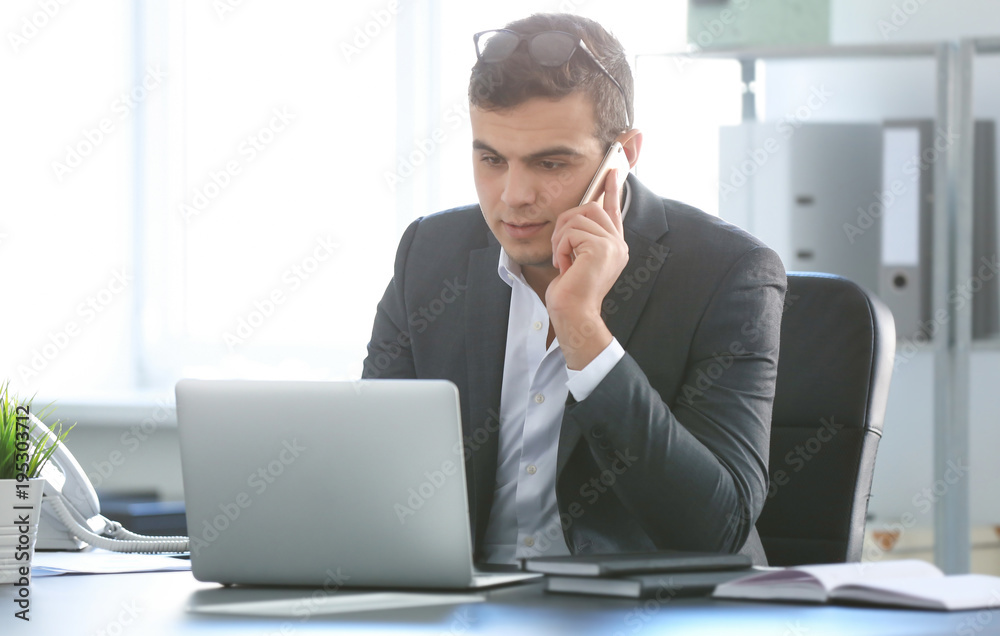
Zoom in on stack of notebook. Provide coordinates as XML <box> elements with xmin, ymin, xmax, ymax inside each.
<box><xmin>524</xmin><ymin>550</ymin><xmax>755</xmax><ymax>599</ymax></box>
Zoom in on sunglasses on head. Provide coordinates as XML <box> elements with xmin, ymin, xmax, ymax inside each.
<box><xmin>473</xmin><ymin>29</ymin><xmax>632</xmax><ymax>129</ymax></box>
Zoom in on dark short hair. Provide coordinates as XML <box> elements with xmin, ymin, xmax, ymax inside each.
<box><xmin>468</xmin><ymin>13</ymin><xmax>634</xmax><ymax>146</ymax></box>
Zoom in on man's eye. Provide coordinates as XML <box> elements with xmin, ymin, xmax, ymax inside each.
<box><xmin>538</xmin><ymin>160</ymin><xmax>564</xmax><ymax>170</ymax></box>
<box><xmin>480</xmin><ymin>155</ymin><xmax>504</xmax><ymax>167</ymax></box>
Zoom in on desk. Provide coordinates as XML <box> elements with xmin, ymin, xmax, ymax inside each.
<box><xmin>5</xmin><ymin>571</ymin><xmax>1000</xmax><ymax>635</ymax></box>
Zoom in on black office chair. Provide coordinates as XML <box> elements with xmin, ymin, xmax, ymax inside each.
<box><xmin>756</xmin><ymin>272</ymin><xmax>896</xmax><ymax>566</ymax></box>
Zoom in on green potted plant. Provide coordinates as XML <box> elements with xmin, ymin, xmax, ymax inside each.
<box><xmin>1</xmin><ymin>381</ymin><xmax>73</xmax><ymax>584</ymax></box>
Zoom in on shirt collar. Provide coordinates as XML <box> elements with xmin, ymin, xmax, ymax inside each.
<box><xmin>497</xmin><ymin>180</ymin><xmax>632</xmax><ymax>287</ymax></box>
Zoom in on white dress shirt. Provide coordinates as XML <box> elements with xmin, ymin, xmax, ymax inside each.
<box><xmin>481</xmin><ymin>183</ymin><xmax>631</xmax><ymax>564</ymax></box>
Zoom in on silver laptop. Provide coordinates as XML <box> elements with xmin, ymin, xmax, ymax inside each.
<box><xmin>175</xmin><ymin>378</ymin><xmax>538</xmax><ymax>589</ymax></box>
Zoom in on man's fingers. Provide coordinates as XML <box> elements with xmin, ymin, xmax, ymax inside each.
<box><xmin>550</xmin><ymin>171</ymin><xmax>625</xmax><ymax>269</ymax></box>
<box><xmin>553</xmin><ymin>228</ymin><xmax>586</xmax><ymax>274</ymax></box>
<box><xmin>551</xmin><ymin>202</ymin><xmax>617</xmax><ymax>249</ymax></box>
<box><xmin>551</xmin><ymin>213</ymin><xmax>612</xmax><ymax>259</ymax></box>
<box><xmin>553</xmin><ymin>223</ymin><xmax>620</xmax><ymax>273</ymax></box>
<box><xmin>553</xmin><ymin>230</ymin><xmax>576</xmax><ymax>273</ymax></box>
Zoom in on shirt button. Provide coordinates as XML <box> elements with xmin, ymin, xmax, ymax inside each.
<box><xmin>524</xmin><ymin>537</ymin><xmax>535</xmax><ymax>547</ymax></box>
<box><xmin>534</xmin><ymin>393</ymin><xmax>545</xmax><ymax>404</ymax></box>
<box><xmin>526</xmin><ymin>465</ymin><xmax>537</xmax><ymax>475</ymax></box>
<box><xmin>533</xmin><ymin>321</ymin><xmax>543</xmax><ymax>330</ymax></box>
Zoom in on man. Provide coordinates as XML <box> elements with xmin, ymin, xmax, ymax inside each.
<box><xmin>363</xmin><ymin>13</ymin><xmax>785</xmax><ymax>565</ymax></box>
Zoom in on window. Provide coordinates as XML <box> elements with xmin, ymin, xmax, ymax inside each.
<box><xmin>2</xmin><ymin>1</ymin><xmax>135</xmax><ymax>399</ymax></box>
<box><xmin>3</xmin><ymin>1</ymin><xmax>742</xmax><ymax>412</ymax></box>
<box><xmin>141</xmin><ymin>2</ymin><xmax>398</xmax><ymax>388</ymax></box>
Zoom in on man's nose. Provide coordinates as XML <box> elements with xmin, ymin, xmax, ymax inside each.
<box><xmin>500</xmin><ymin>163</ymin><xmax>536</xmax><ymax>210</ymax></box>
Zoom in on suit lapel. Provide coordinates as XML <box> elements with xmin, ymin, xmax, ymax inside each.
<box><xmin>557</xmin><ymin>175</ymin><xmax>671</xmax><ymax>477</ymax></box>
<box><xmin>464</xmin><ymin>231</ymin><xmax>510</xmax><ymax>545</ymax></box>
<box><xmin>603</xmin><ymin>175</ymin><xmax>671</xmax><ymax>347</ymax></box>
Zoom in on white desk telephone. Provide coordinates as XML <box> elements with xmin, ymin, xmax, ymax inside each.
<box><xmin>28</xmin><ymin>412</ymin><xmax>188</xmax><ymax>553</ymax></box>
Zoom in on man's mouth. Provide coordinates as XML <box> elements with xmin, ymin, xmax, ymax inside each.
<box><xmin>502</xmin><ymin>221</ymin><xmax>546</xmax><ymax>239</ymax></box>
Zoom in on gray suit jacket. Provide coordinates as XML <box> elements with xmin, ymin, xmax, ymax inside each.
<box><xmin>363</xmin><ymin>174</ymin><xmax>786</xmax><ymax>565</ymax></box>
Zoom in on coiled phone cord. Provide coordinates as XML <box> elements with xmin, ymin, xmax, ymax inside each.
<box><xmin>45</xmin><ymin>494</ymin><xmax>189</xmax><ymax>554</ymax></box>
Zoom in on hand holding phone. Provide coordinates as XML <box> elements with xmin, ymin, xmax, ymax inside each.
<box><xmin>579</xmin><ymin>141</ymin><xmax>631</xmax><ymax>207</ymax></box>
<box><xmin>564</xmin><ymin>142</ymin><xmax>631</xmax><ymax>264</ymax></box>
<box><xmin>547</xmin><ymin>140</ymin><xmax>633</xmax><ymax>370</ymax></box>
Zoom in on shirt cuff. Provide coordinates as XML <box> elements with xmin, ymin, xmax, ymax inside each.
<box><xmin>565</xmin><ymin>338</ymin><xmax>625</xmax><ymax>402</ymax></box>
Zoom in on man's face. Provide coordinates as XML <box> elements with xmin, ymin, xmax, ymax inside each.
<box><xmin>470</xmin><ymin>92</ymin><xmax>606</xmax><ymax>271</ymax></box>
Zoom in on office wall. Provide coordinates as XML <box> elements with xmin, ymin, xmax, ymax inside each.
<box><xmin>763</xmin><ymin>0</ymin><xmax>1000</xmax><ymax>528</ymax></box>
<box><xmin>57</xmin><ymin>0</ymin><xmax>1000</xmax><ymax>530</ymax></box>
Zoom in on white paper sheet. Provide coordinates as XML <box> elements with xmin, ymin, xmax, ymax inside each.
<box><xmin>30</xmin><ymin>548</ymin><xmax>191</xmax><ymax>576</ymax></box>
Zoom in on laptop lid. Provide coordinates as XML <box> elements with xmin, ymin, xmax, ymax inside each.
<box><xmin>175</xmin><ymin>379</ymin><xmax>479</xmax><ymax>588</ymax></box>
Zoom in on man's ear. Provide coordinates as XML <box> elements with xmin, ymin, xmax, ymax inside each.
<box><xmin>616</xmin><ymin>129</ymin><xmax>643</xmax><ymax>169</ymax></box>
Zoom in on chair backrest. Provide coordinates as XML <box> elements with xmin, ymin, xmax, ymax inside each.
<box><xmin>756</xmin><ymin>272</ymin><xmax>896</xmax><ymax>566</ymax></box>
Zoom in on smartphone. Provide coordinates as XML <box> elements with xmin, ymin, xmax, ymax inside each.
<box><xmin>579</xmin><ymin>141</ymin><xmax>631</xmax><ymax>206</ymax></box>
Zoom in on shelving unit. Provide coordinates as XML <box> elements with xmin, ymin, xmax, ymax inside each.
<box><xmin>640</xmin><ymin>39</ymin><xmax>1000</xmax><ymax>573</ymax></box>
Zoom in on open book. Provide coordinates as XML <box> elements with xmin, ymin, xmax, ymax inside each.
<box><xmin>712</xmin><ymin>560</ymin><xmax>1000</xmax><ymax>611</ymax></box>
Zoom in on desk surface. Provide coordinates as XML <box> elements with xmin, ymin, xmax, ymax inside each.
<box><xmin>4</xmin><ymin>569</ymin><xmax>1000</xmax><ymax>635</ymax></box>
